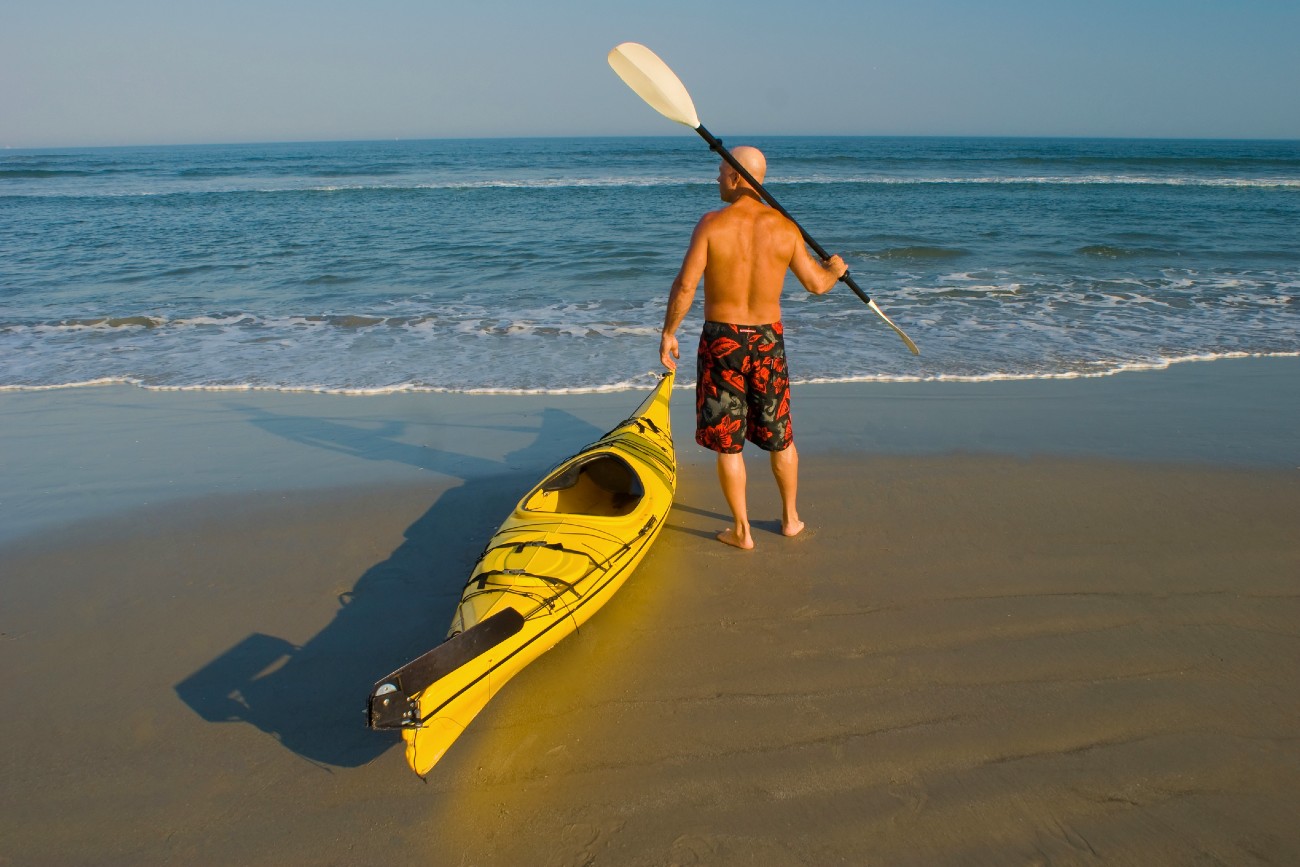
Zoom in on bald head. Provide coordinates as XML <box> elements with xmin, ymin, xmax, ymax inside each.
<box><xmin>731</xmin><ymin>146</ymin><xmax>767</xmax><ymax>185</ymax></box>
<box><xmin>716</xmin><ymin>145</ymin><xmax>768</xmax><ymax>203</ymax></box>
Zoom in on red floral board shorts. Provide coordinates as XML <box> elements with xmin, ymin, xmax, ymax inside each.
<box><xmin>695</xmin><ymin>321</ymin><xmax>793</xmax><ymax>454</ymax></box>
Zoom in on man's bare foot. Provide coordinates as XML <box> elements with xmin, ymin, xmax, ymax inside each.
<box><xmin>782</xmin><ymin>519</ymin><xmax>806</xmax><ymax>538</ymax></box>
<box><xmin>717</xmin><ymin>527</ymin><xmax>754</xmax><ymax>549</ymax></box>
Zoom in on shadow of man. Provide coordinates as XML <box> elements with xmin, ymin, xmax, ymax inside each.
<box><xmin>175</xmin><ymin>403</ymin><xmax>604</xmax><ymax>768</ymax></box>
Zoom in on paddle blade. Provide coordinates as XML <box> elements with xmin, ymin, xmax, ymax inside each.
<box><xmin>868</xmin><ymin>299</ymin><xmax>921</xmax><ymax>355</ymax></box>
<box><xmin>608</xmin><ymin>42</ymin><xmax>701</xmax><ymax>129</ymax></box>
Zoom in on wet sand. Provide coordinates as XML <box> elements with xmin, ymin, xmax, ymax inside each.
<box><xmin>1</xmin><ymin>357</ymin><xmax>1298</xmax><ymax>865</ymax></box>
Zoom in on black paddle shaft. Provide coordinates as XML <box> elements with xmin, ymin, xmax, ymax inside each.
<box><xmin>693</xmin><ymin>125</ymin><xmax>873</xmax><ymax>306</ymax></box>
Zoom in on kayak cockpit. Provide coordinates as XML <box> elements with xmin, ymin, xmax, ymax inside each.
<box><xmin>523</xmin><ymin>453</ymin><xmax>644</xmax><ymax>517</ymax></box>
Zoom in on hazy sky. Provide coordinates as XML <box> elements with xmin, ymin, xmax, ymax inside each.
<box><xmin>4</xmin><ymin>0</ymin><xmax>1298</xmax><ymax>148</ymax></box>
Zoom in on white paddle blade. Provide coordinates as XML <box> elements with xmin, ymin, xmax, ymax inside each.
<box><xmin>868</xmin><ymin>299</ymin><xmax>921</xmax><ymax>355</ymax></box>
<box><xmin>607</xmin><ymin>42</ymin><xmax>701</xmax><ymax>129</ymax></box>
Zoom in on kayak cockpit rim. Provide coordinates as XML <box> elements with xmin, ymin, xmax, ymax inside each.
<box><xmin>522</xmin><ymin>452</ymin><xmax>645</xmax><ymax>518</ymax></box>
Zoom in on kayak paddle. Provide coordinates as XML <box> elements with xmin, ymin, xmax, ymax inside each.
<box><xmin>607</xmin><ymin>41</ymin><xmax>920</xmax><ymax>355</ymax></box>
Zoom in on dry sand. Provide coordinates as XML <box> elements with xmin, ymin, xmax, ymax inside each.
<box><xmin>1</xmin><ymin>358</ymin><xmax>1298</xmax><ymax>865</ymax></box>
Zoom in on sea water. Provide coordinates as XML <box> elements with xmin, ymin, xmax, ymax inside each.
<box><xmin>1</xmin><ymin>137</ymin><xmax>1297</xmax><ymax>393</ymax></box>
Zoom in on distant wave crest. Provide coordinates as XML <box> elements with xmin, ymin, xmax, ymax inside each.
<box><xmin>6</xmin><ymin>173</ymin><xmax>1299</xmax><ymax>200</ymax></box>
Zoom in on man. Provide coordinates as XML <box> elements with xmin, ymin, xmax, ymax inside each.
<box><xmin>659</xmin><ymin>145</ymin><xmax>847</xmax><ymax>549</ymax></box>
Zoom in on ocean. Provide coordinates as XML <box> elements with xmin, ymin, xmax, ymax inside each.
<box><xmin>2</xmin><ymin>136</ymin><xmax>1297</xmax><ymax>393</ymax></box>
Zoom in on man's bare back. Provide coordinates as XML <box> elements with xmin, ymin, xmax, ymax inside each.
<box><xmin>695</xmin><ymin>199</ymin><xmax>801</xmax><ymax>324</ymax></box>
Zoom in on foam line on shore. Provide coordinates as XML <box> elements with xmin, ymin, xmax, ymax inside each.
<box><xmin>1</xmin><ymin>350</ymin><xmax>1296</xmax><ymax>395</ymax></box>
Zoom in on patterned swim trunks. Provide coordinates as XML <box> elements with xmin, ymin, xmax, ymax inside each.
<box><xmin>695</xmin><ymin>321</ymin><xmax>793</xmax><ymax>454</ymax></box>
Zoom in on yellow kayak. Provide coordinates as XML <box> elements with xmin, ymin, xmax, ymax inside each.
<box><xmin>367</xmin><ymin>372</ymin><xmax>676</xmax><ymax>776</ymax></box>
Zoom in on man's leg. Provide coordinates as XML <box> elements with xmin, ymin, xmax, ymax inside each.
<box><xmin>716</xmin><ymin>451</ymin><xmax>754</xmax><ymax>549</ymax></box>
<box><xmin>770</xmin><ymin>442</ymin><xmax>804</xmax><ymax>537</ymax></box>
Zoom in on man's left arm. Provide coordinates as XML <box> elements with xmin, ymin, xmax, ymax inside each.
<box><xmin>660</xmin><ymin>218</ymin><xmax>710</xmax><ymax>370</ymax></box>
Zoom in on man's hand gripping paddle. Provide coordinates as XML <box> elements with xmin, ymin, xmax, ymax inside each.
<box><xmin>608</xmin><ymin>41</ymin><xmax>920</xmax><ymax>355</ymax></box>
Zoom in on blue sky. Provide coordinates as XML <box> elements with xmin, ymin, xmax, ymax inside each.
<box><xmin>3</xmin><ymin>0</ymin><xmax>1298</xmax><ymax>147</ymax></box>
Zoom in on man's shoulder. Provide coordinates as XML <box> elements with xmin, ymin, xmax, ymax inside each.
<box><xmin>691</xmin><ymin>206</ymin><xmax>730</xmax><ymax>237</ymax></box>
<box><xmin>698</xmin><ymin>205</ymin><xmax>730</xmax><ymax>223</ymax></box>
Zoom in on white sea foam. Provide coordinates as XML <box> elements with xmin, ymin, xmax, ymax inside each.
<box><xmin>792</xmin><ymin>352</ymin><xmax>1300</xmax><ymax>385</ymax></box>
<box><xmin>3</xmin><ymin>266</ymin><xmax>1294</xmax><ymax>394</ymax></box>
<box><xmin>4</xmin><ymin>352</ymin><xmax>1296</xmax><ymax>395</ymax></box>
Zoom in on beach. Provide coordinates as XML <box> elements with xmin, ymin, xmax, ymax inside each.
<box><xmin>2</xmin><ymin>356</ymin><xmax>1297</xmax><ymax>865</ymax></box>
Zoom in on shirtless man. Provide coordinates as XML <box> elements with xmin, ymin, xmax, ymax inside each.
<box><xmin>659</xmin><ymin>145</ymin><xmax>847</xmax><ymax>549</ymax></box>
